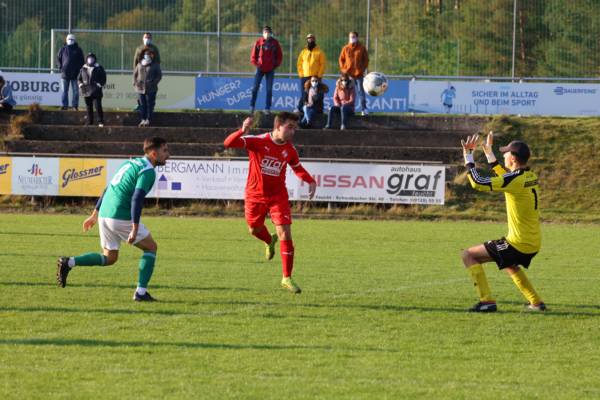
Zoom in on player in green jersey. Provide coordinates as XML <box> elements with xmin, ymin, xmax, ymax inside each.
<box><xmin>57</xmin><ymin>137</ymin><xmax>170</xmax><ymax>301</ymax></box>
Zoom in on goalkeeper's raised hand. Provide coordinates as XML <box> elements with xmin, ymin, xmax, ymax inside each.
<box><xmin>461</xmin><ymin>134</ymin><xmax>479</xmax><ymax>165</ymax></box>
<box><xmin>481</xmin><ymin>131</ymin><xmax>496</xmax><ymax>163</ymax></box>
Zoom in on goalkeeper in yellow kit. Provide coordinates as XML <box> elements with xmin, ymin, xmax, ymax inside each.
<box><xmin>460</xmin><ymin>132</ymin><xmax>546</xmax><ymax>312</ymax></box>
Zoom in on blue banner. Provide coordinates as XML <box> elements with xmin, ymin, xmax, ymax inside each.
<box><xmin>195</xmin><ymin>76</ymin><xmax>409</xmax><ymax>113</ymax></box>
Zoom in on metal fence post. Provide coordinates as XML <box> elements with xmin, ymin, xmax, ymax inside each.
<box><xmin>68</xmin><ymin>0</ymin><xmax>72</xmax><ymax>33</ymax></box>
<box><xmin>217</xmin><ymin>0</ymin><xmax>221</xmax><ymax>73</ymax></box>
<box><xmin>374</xmin><ymin>37</ymin><xmax>378</xmax><ymax>71</ymax></box>
<box><xmin>206</xmin><ymin>35</ymin><xmax>210</xmax><ymax>72</ymax></box>
<box><xmin>120</xmin><ymin>33</ymin><xmax>124</xmax><ymax>71</ymax></box>
<box><xmin>38</xmin><ymin>30</ymin><xmax>42</xmax><ymax>72</ymax></box>
<box><xmin>50</xmin><ymin>29</ymin><xmax>55</xmax><ymax>72</ymax></box>
<box><xmin>456</xmin><ymin>40</ymin><xmax>460</xmax><ymax>76</ymax></box>
<box><xmin>511</xmin><ymin>0</ymin><xmax>517</xmax><ymax>80</ymax></box>
<box><xmin>366</xmin><ymin>0</ymin><xmax>371</xmax><ymax>50</ymax></box>
<box><xmin>289</xmin><ymin>34</ymin><xmax>293</xmax><ymax>75</ymax></box>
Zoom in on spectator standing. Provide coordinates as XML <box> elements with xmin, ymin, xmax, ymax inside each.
<box><xmin>133</xmin><ymin>49</ymin><xmax>162</xmax><ymax>127</ymax></box>
<box><xmin>57</xmin><ymin>34</ymin><xmax>85</xmax><ymax>111</ymax></box>
<box><xmin>300</xmin><ymin>77</ymin><xmax>328</xmax><ymax>128</ymax></box>
<box><xmin>0</xmin><ymin>75</ymin><xmax>17</xmax><ymax>113</ymax></box>
<box><xmin>133</xmin><ymin>32</ymin><xmax>161</xmax><ymax>68</ymax></box>
<box><xmin>338</xmin><ymin>31</ymin><xmax>369</xmax><ymax>115</ymax></box>
<box><xmin>78</xmin><ymin>53</ymin><xmax>107</xmax><ymax>127</ymax></box>
<box><xmin>295</xmin><ymin>33</ymin><xmax>326</xmax><ymax>113</ymax></box>
<box><xmin>324</xmin><ymin>74</ymin><xmax>355</xmax><ymax>130</ymax></box>
<box><xmin>249</xmin><ymin>26</ymin><xmax>282</xmax><ymax>115</ymax></box>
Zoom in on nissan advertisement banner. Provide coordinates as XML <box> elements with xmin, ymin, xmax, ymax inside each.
<box><xmin>409</xmin><ymin>80</ymin><xmax>600</xmax><ymax>116</ymax></box>
<box><xmin>195</xmin><ymin>76</ymin><xmax>410</xmax><ymax>113</ymax></box>
<box><xmin>1</xmin><ymin>157</ymin><xmax>445</xmax><ymax>205</ymax></box>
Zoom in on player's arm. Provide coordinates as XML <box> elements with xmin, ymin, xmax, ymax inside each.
<box><xmin>289</xmin><ymin>150</ymin><xmax>317</xmax><ymax>199</ymax></box>
<box><xmin>127</xmin><ymin>170</ymin><xmax>154</xmax><ymax>244</ymax></box>
<box><xmin>223</xmin><ymin>117</ymin><xmax>253</xmax><ymax>149</ymax></box>
<box><xmin>82</xmin><ymin>188</ymin><xmax>106</xmax><ymax>232</ymax></box>
<box><xmin>462</xmin><ymin>134</ymin><xmax>518</xmax><ymax>193</ymax></box>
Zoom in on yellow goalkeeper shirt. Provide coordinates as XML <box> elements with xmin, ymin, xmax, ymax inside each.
<box><xmin>467</xmin><ymin>162</ymin><xmax>541</xmax><ymax>254</ymax></box>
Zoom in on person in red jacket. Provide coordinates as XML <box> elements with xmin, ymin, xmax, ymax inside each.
<box><xmin>223</xmin><ymin>112</ymin><xmax>317</xmax><ymax>294</ymax></box>
<box><xmin>250</xmin><ymin>26</ymin><xmax>283</xmax><ymax>115</ymax></box>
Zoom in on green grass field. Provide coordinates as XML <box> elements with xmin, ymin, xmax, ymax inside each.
<box><xmin>1</xmin><ymin>214</ymin><xmax>600</xmax><ymax>399</ymax></box>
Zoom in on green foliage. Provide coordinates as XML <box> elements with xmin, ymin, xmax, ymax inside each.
<box><xmin>1</xmin><ymin>214</ymin><xmax>600</xmax><ymax>398</ymax></box>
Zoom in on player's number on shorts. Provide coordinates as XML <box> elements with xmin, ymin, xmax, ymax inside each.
<box><xmin>531</xmin><ymin>188</ymin><xmax>538</xmax><ymax>210</ymax></box>
<box><xmin>111</xmin><ymin>164</ymin><xmax>132</xmax><ymax>186</ymax></box>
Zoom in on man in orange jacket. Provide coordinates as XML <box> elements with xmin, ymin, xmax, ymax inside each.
<box><xmin>338</xmin><ymin>31</ymin><xmax>369</xmax><ymax>115</ymax></box>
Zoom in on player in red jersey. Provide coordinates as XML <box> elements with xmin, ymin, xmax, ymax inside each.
<box><xmin>224</xmin><ymin>111</ymin><xmax>317</xmax><ymax>294</ymax></box>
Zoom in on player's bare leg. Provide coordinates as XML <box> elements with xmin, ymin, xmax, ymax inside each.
<box><xmin>461</xmin><ymin>244</ymin><xmax>496</xmax><ymax>312</ymax></box>
<box><xmin>276</xmin><ymin>224</ymin><xmax>301</xmax><ymax>294</ymax></box>
<box><xmin>504</xmin><ymin>266</ymin><xmax>546</xmax><ymax>312</ymax></box>
<box><xmin>133</xmin><ymin>234</ymin><xmax>158</xmax><ymax>301</ymax></box>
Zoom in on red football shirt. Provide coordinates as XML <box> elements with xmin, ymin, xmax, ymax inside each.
<box><xmin>224</xmin><ymin>129</ymin><xmax>315</xmax><ymax>201</ymax></box>
<box><xmin>242</xmin><ymin>132</ymin><xmax>301</xmax><ymax>200</ymax></box>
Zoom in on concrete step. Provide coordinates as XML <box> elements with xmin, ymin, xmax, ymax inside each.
<box><xmin>13</xmin><ymin>109</ymin><xmax>488</xmax><ymax>131</ymax></box>
<box><xmin>21</xmin><ymin>125</ymin><xmax>469</xmax><ymax>148</ymax></box>
<box><xmin>4</xmin><ymin>140</ymin><xmax>461</xmax><ymax>163</ymax></box>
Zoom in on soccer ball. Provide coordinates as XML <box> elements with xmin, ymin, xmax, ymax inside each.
<box><xmin>363</xmin><ymin>72</ymin><xmax>388</xmax><ymax>96</ymax></box>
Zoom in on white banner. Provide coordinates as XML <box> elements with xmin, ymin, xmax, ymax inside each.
<box><xmin>11</xmin><ymin>157</ymin><xmax>59</xmax><ymax>195</ymax></box>
<box><xmin>1</xmin><ymin>73</ymin><xmax>195</xmax><ymax>109</ymax></box>
<box><xmin>146</xmin><ymin>160</ymin><xmax>445</xmax><ymax>204</ymax></box>
<box><xmin>2</xmin><ymin>73</ymin><xmax>62</xmax><ymax>106</ymax></box>
<box><xmin>410</xmin><ymin>80</ymin><xmax>600</xmax><ymax>116</ymax></box>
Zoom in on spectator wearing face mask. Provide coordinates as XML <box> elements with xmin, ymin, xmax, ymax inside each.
<box><xmin>339</xmin><ymin>31</ymin><xmax>369</xmax><ymax>116</ymax></box>
<box><xmin>57</xmin><ymin>34</ymin><xmax>85</xmax><ymax>111</ymax></box>
<box><xmin>249</xmin><ymin>25</ymin><xmax>283</xmax><ymax>115</ymax></box>
<box><xmin>0</xmin><ymin>75</ymin><xmax>17</xmax><ymax>113</ymax></box>
<box><xmin>295</xmin><ymin>33</ymin><xmax>326</xmax><ymax>114</ymax></box>
<box><xmin>324</xmin><ymin>74</ymin><xmax>355</xmax><ymax>131</ymax></box>
<box><xmin>300</xmin><ymin>77</ymin><xmax>328</xmax><ymax>128</ymax></box>
<box><xmin>78</xmin><ymin>53</ymin><xmax>107</xmax><ymax>127</ymax></box>
<box><xmin>133</xmin><ymin>32</ymin><xmax>161</xmax><ymax>68</ymax></box>
<box><xmin>133</xmin><ymin>49</ymin><xmax>162</xmax><ymax>127</ymax></box>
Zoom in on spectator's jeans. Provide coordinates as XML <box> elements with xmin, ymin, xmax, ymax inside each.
<box><xmin>139</xmin><ymin>92</ymin><xmax>157</xmax><ymax>121</ymax></box>
<box><xmin>327</xmin><ymin>104</ymin><xmax>354</xmax><ymax>128</ymax></box>
<box><xmin>61</xmin><ymin>79</ymin><xmax>79</xmax><ymax>108</ymax></box>
<box><xmin>84</xmin><ymin>96</ymin><xmax>104</xmax><ymax>124</ymax></box>
<box><xmin>297</xmin><ymin>77</ymin><xmax>310</xmax><ymax>110</ymax></box>
<box><xmin>302</xmin><ymin>105</ymin><xmax>317</xmax><ymax>125</ymax></box>
<box><xmin>250</xmin><ymin>69</ymin><xmax>275</xmax><ymax>110</ymax></box>
<box><xmin>0</xmin><ymin>102</ymin><xmax>14</xmax><ymax>113</ymax></box>
<box><xmin>354</xmin><ymin>76</ymin><xmax>367</xmax><ymax>110</ymax></box>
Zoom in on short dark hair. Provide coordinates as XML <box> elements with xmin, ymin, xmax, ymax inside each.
<box><xmin>144</xmin><ymin>137</ymin><xmax>167</xmax><ymax>153</ymax></box>
<box><xmin>144</xmin><ymin>32</ymin><xmax>152</xmax><ymax>37</ymax></box>
<box><xmin>349</xmin><ymin>31</ymin><xmax>358</xmax><ymax>36</ymax></box>
<box><xmin>262</xmin><ymin>25</ymin><xmax>272</xmax><ymax>33</ymax></box>
<box><xmin>274</xmin><ymin>112</ymin><xmax>299</xmax><ymax>125</ymax></box>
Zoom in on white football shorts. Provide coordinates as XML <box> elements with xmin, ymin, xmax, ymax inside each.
<box><xmin>98</xmin><ymin>217</ymin><xmax>150</xmax><ymax>250</ymax></box>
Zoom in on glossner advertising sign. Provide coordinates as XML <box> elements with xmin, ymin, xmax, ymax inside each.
<box><xmin>2</xmin><ymin>157</ymin><xmax>445</xmax><ymax>205</ymax></box>
<box><xmin>195</xmin><ymin>76</ymin><xmax>410</xmax><ymax>113</ymax></box>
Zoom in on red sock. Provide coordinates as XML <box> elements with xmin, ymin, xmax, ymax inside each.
<box><xmin>252</xmin><ymin>225</ymin><xmax>272</xmax><ymax>244</ymax></box>
<box><xmin>280</xmin><ymin>240</ymin><xmax>294</xmax><ymax>277</ymax></box>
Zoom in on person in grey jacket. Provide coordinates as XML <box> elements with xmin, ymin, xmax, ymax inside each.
<box><xmin>78</xmin><ymin>53</ymin><xmax>107</xmax><ymax>127</ymax></box>
<box><xmin>0</xmin><ymin>75</ymin><xmax>17</xmax><ymax>113</ymax></box>
<box><xmin>57</xmin><ymin>33</ymin><xmax>85</xmax><ymax>111</ymax></box>
<box><xmin>133</xmin><ymin>49</ymin><xmax>162</xmax><ymax>127</ymax></box>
